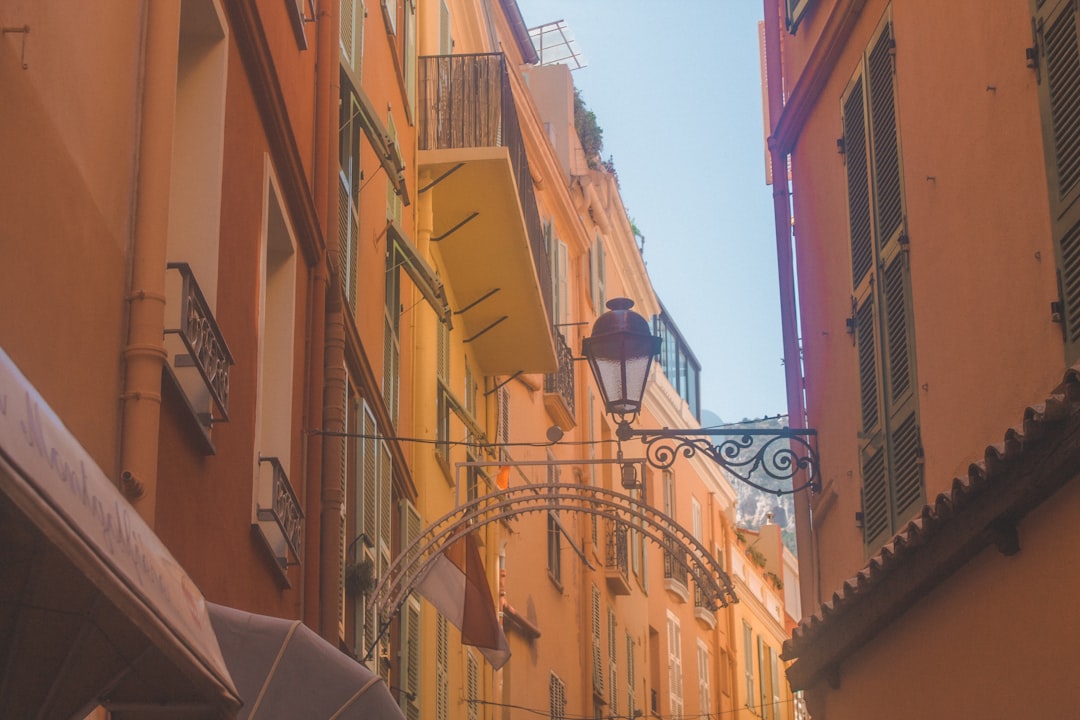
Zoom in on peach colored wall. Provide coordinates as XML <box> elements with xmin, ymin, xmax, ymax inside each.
<box><xmin>808</xmin><ymin>477</ymin><xmax>1080</xmax><ymax>719</ymax></box>
<box><xmin>0</xmin><ymin>2</ymin><xmax>142</xmax><ymax>475</ymax></box>
<box><xmin>788</xmin><ymin>0</ymin><xmax>1064</xmax><ymax>598</ymax></box>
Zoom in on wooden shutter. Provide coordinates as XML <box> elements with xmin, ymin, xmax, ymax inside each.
<box><xmin>867</xmin><ymin>22</ymin><xmax>903</xmax><ymax>252</ymax></box>
<box><xmin>1036</xmin><ymin>0</ymin><xmax>1080</xmax><ymax>361</ymax></box>
<box><xmin>400</xmin><ymin>597</ymin><xmax>421</xmax><ymax>720</ymax></box>
<box><xmin>608</xmin><ymin>607</ymin><xmax>618</xmax><ymax>712</ymax></box>
<box><xmin>379</xmin><ymin>442</ymin><xmax>393</xmax><ymax>567</ymax></box>
<box><xmin>592</xmin><ymin>585</ymin><xmax>604</xmax><ymax>696</ymax></box>
<box><xmin>466</xmin><ymin>651</ymin><xmax>479</xmax><ymax>720</ymax></box>
<box><xmin>667</xmin><ymin>613</ymin><xmax>683</xmax><ymax>716</ymax></box>
<box><xmin>361</xmin><ymin>404</ymin><xmax>378</xmax><ymax>545</ymax></box>
<box><xmin>626</xmin><ymin>633</ymin><xmax>636</xmax><ymax>717</ymax></box>
<box><xmin>844</xmin><ymin>75</ymin><xmax>873</xmax><ymax>288</ymax></box>
<box><xmin>743</xmin><ymin>622</ymin><xmax>755</xmax><ymax>710</ymax></box>
<box><xmin>697</xmin><ymin>642</ymin><xmax>711</xmax><ymax>716</ymax></box>
<box><xmin>550</xmin><ymin>673</ymin><xmax>566</xmax><ymax>720</ymax></box>
<box><xmin>435</xmin><ymin>614</ymin><xmax>449</xmax><ymax>720</ymax></box>
<box><xmin>341</xmin><ymin>0</ymin><xmax>354</xmax><ymax>64</ymax></box>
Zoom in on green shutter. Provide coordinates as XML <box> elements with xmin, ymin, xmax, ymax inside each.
<box><xmin>855</xmin><ymin>295</ymin><xmax>879</xmax><ymax>434</ymax></box>
<box><xmin>861</xmin><ymin>445</ymin><xmax>889</xmax><ymax>547</ymax></box>
<box><xmin>844</xmin><ymin>76</ymin><xmax>873</xmax><ymax>288</ymax></box>
<box><xmin>400</xmin><ymin>598</ymin><xmax>421</xmax><ymax>720</ymax></box>
<box><xmin>867</xmin><ymin>23</ymin><xmax>903</xmax><ymax>250</ymax></box>
<box><xmin>1036</xmin><ymin>0</ymin><xmax>1080</xmax><ymax>362</ymax></box>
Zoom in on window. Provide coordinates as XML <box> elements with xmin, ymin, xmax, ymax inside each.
<box><xmin>439</xmin><ymin>0</ymin><xmax>452</xmax><ymax>55</ymax></box>
<box><xmin>757</xmin><ymin>636</ymin><xmax>770</xmax><ymax>719</ymax></box>
<box><xmin>743</xmin><ymin>621</ymin><xmax>755</xmax><ymax>710</ymax></box>
<box><xmin>626</xmin><ymin>632</ymin><xmax>636</xmax><ymax>718</ymax></box>
<box><xmin>340</xmin><ymin>0</ymin><xmax>365</xmax><ymax>75</ymax></box>
<box><xmin>550</xmin><ymin>672</ymin><xmax>566</xmax><ymax>720</ymax></box>
<box><xmin>666</xmin><ymin>611</ymin><xmax>683</xmax><ymax>718</ymax></box>
<box><xmin>386</xmin><ymin>112</ymin><xmax>402</xmax><ymax>224</ymax></box>
<box><xmin>591</xmin><ymin>586</ymin><xmax>604</xmax><ymax>697</ymax></box>
<box><xmin>842</xmin><ymin>15</ymin><xmax>922</xmax><ymax>550</ymax></box>
<box><xmin>384</xmin><ymin>245</ymin><xmax>402</xmax><ymax>423</ymax></box>
<box><xmin>400</xmin><ymin>594</ymin><xmax>421</xmax><ymax>720</ymax></box>
<box><xmin>435</xmin><ymin>614</ymin><xmax>449</xmax><ymax>720</ymax></box>
<box><xmin>607</xmin><ymin>607</ymin><xmax>617</xmax><ymax>715</ymax></box>
<box><xmin>466</xmin><ymin>650</ymin><xmax>479</xmax><ymax>720</ymax></box>
<box><xmin>382</xmin><ymin>0</ymin><xmax>398</xmax><ymax>35</ymax></box>
<box><xmin>691</xmin><ymin>497</ymin><xmax>703</xmax><ymax>542</ymax></box>
<box><xmin>769</xmin><ymin>645</ymin><xmax>782</xmax><ymax>720</ymax></box>
<box><xmin>546</xmin><ymin>220</ymin><xmax>570</xmax><ymax>326</ymax></box>
<box><xmin>547</xmin><ymin>453</ymin><xmax>562</xmax><ymax>584</ymax></box>
<box><xmin>338</xmin><ymin>89</ymin><xmax>362</xmax><ymax>314</ymax></box>
<box><xmin>352</xmin><ymin>400</ymin><xmax>391</xmax><ymax>668</ymax></box>
<box><xmin>697</xmin><ymin>641</ymin><xmax>711</xmax><ymax>717</ymax></box>
<box><xmin>590</xmin><ymin>235</ymin><xmax>607</xmax><ymax>311</ymax></box>
<box><xmin>253</xmin><ymin>162</ymin><xmax>301</xmax><ymax>572</ymax></box>
<box><xmin>1034</xmin><ymin>0</ymin><xmax>1080</xmax><ymax>364</ymax></box>
<box><xmin>787</xmin><ymin>0</ymin><xmax>811</xmax><ymax>33</ymax></box>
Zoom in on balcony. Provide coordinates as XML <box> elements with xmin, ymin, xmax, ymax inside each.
<box><xmin>164</xmin><ymin>263</ymin><xmax>233</xmax><ymax>431</ymax></box>
<box><xmin>604</xmin><ymin>520</ymin><xmax>631</xmax><ymax>596</ymax></box>
<box><xmin>254</xmin><ymin>455</ymin><xmax>304</xmax><ymax>583</ymax></box>
<box><xmin>543</xmin><ymin>329</ymin><xmax>576</xmax><ymax>430</ymax></box>
<box><xmin>693</xmin><ymin>585</ymin><xmax>717</xmax><ymax>629</ymax></box>
<box><xmin>418</xmin><ymin>53</ymin><xmax>556</xmax><ymax>376</ymax></box>
<box><xmin>662</xmin><ymin>542</ymin><xmax>690</xmax><ymax>603</ymax></box>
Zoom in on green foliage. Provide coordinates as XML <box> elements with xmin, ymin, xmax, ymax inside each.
<box><xmin>574</xmin><ymin>88</ymin><xmax>604</xmax><ymax>170</ymax></box>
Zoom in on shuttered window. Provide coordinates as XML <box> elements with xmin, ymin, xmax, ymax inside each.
<box><xmin>743</xmin><ymin>621</ymin><xmax>755</xmax><ymax>710</ymax></box>
<box><xmin>591</xmin><ymin>585</ymin><xmax>604</xmax><ymax>696</ymax></box>
<box><xmin>1035</xmin><ymin>0</ymin><xmax>1080</xmax><ymax>362</ymax></box>
<box><xmin>435</xmin><ymin>614</ymin><xmax>449</xmax><ymax>720</ymax></box>
<box><xmin>626</xmin><ymin>632</ymin><xmax>636</xmax><ymax>718</ymax></box>
<box><xmin>841</xmin><ymin>15</ymin><xmax>923</xmax><ymax>551</ymax></box>
<box><xmin>400</xmin><ymin>596</ymin><xmax>421</xmax><ymax>720</ymax></box>
<box><xmin>466</xmin><ymin>650</ymin><xmax>479</xmax><ymax>720</ymax></box>
<box><xmin>697</xmin><ymin>641</ymin><xmax>711</xmax><ymax>718</ymax></box>
<box><xmin>666</xmin><ymin>611</ymin><xmax>683</xmax><ymax>718</ymax></box>
<box><xmin>549</xmin><ymin>672</ymin><xmax>566</xmax><ymax>720</ymax></box>
<box><xmin>384</xmin><ymin>245</ymin><xmax>402</xmax><ymax>423</ymax></box>
<box><xmin>608</xmin><ymin>606</ymin><xmax>618</xmax><ymax>713</ymax></box>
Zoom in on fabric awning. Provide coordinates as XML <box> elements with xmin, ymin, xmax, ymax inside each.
<box><xmin>0</xmin><ymin>346</ymin><xmax>240</xmax><ymax>718</ymax></box>
<box><xmin>207</xmin><ymin>604</ymin><xmax>404</xmax><ymax>720</ymax></box>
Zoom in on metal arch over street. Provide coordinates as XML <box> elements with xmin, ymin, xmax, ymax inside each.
<box><xmin>369</xmin><ymin>483</ymin><xmax>739</xmax><ymax>628</ymax></box>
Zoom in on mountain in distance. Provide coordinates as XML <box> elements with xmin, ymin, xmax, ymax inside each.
<box><xmin>700</xmin><ymin>410</ymin><xmax>798</xmax><ymax>556</ymax></box>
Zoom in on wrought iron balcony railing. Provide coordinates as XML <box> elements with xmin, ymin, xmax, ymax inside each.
<box><xmin>662</xmin><ymin>542</ymin><xmax>689</xmax><ymax>590</ymax></box>
<box><xmin>164</xmin><ymin>263</ymin><xmax>233</xmax><ymax>423</ymax></box>
<box><xmin>418</xmin><ymin>52</ymin><xmax>553</xmax><ymax>322</ymax></box>
<box><xmin>544</xmin><ymin>329</ymin><xmax>575</xmax><ymax>416</ymax></box>
<box><xmin>256</xmin><ymin>455</ymin><xmax>304</xmax><ymax>568</ymax></box>
<box><xmin>604</xmin><ymin>519</ymin><xmax>629</xmax><ymax>578</ymax></box>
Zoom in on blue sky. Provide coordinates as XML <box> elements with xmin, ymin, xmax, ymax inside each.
<box><xmin>515</xmin><ymin>1</ymin><xmax>786</xmax><ymax>424</ymax></box>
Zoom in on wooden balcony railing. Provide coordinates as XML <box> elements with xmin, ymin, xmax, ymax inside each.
<box><xmin>418</xmin><ymin>52</ymin><xmax>553</xmax><ymax>322</ymax></box>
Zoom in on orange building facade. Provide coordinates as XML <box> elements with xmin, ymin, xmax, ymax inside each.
<box><xmin>1</xmin><ymin>0</ymin><xmax>802</xmax><ymax>717</ymax></box>
<box><xmin>765</xmin><ymin>0</ymin><xmax>1080</xmax><ymax>717</ymax></box>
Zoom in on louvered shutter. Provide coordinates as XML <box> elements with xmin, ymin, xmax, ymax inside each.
<box><xmin>882</xmin><ymin>255</ymin><xmax>923</xmax><ymax>524</ymax></box>
<box><xmin>466</xmin><ymin>651</ymin><xmax>479</xmax><ymax>720</ymax></box>
<box><xmin>379</xmin><ymin>441</ymin><xmax>392</xmax><ymax>570</ymax></box>
<box><xmin>435</xmin><ymin>615</ymin><xmax>449</xmax><ymax>720</ymax></box>
<box><xmin>608</xmin><ymin>607</ymin><xmax>618</xmax><ymax>712</ymax></box>
<box><xmin>339</xmin><ymin>385</ymin><xmax>351</xmax><ymax>641</ymax></box>
<box><xmin>592</xmin><ymin>586</ymin><xmax>604</xmax><ymax>696</ymax></box>
<box><xmin>1036</xmin><ymin>0</ymin><xmax>1080</xmax><ymax>362</ymax></box>
<box><xmin>867</xmin><ymin>23</ymin><xmax>903</xmax><ymax>252</ymax></box>
<box><xmin>742</xmin><ymin>622</ymin><xmax>755</xmax><ymax>710</ymax></box>
<box><xmin>340</xmin><ymin>0</ymin><xmax>354</xmax><ymax>64</ymax></box>
<box><xmin>359</xmin><ymin>403</ymin><xmax>379</xmax><ymax>656</ymax></box>
<box><xmin>400</xmin><ymin>597</ymin><xmax>421</xmax><ymax>720</ymax></box>
<box><xmin>667</xmin><ymin>613</ymin><xmax>683</xmax><ymax>717</ymax></box>
<box><xmin>626</xmin><ymin>633</ymin><xmax>635</xmax><ymax>717</ymax></box>
<box><xmin>550</xmin><ymin>673</ymin><xmax>566</xmax><ymax>720</ymax></box>
<box><xmin>844</xmin><ymin>75</ymin><xmax>873</xmax><ymax>287</ymax></box>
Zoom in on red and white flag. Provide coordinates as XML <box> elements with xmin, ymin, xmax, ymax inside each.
<box><xmin>414</xmin><ymin>531</ymin><xmax>510</xmax><ymax>669</ymax></box>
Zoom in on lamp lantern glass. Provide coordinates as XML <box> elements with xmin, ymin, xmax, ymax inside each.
<box><xmin>582</xmin><ymin>298</ymin><xmax>662</xmax><ymax>416</ymax></box>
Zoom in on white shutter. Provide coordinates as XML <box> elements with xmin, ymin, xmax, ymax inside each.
<box><xmin>591</xmin><ymin>585</ymin><xmax>604</xmax><ymax>696</ymax></box>
<box><xmin>435</xmin><ymin>614</ymin><xmax>449</xmax><ymax>720</ymax></box>
<box><xmin>466</xmin><ymin>650</ymin><xmax>479</xmax><ymax>720</ymax></box>
<box><xmin>697</xmin><ymin>641</ymin><xmax>711</xmax><ymax>716</ymax></box>
<box><xmin>667</xmin><ymin>612</ymin><xmax>683</xmax><ymax>718</ymax></box>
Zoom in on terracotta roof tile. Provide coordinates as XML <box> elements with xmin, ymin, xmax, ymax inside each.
<box><xmin>784</xmin><ymin>366</ymin><xmax>1080</xmax><ymax>661</ymax></box>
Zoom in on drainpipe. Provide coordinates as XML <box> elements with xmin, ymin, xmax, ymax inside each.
<box><xmin>120</xmin><ymin>0</ymin><xmax>181</xmax><ymax>526</ymax></box>
<box><xmin>315</xmin><ymin>0</ymin><xmax>343</xmax><ymax>643</ymax></box>
<box><xmin>763</xmin><ymin>0</ymin><xmax>818</xmax><ymax>610</ymax></box>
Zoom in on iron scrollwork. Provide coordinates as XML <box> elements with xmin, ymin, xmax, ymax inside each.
<box><xmin>628</xmin><ymin>425</ymin><xmax>819</xmax><ymax>496</ymax></box>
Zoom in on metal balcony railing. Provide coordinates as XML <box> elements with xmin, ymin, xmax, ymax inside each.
<box><xmin>418</xmin><ymin>52</ymin><xmax>553</xmax><ymax>323</ymax></box>
<box><xmin>165</xmin><ymin>263</ymin><xmax>233</xmax><ymax>421</ymax></box>
<box><xmin>662</xmin><ymin>541</ymin><xmax>689</xmax><ymax>589</ymax></box>
<box><xmin>257</xmin><ymin>455</ymin><xmax>304</xmax><ymax>564</ymax></box>
<box><xmin>604</xmin><ymin>519</ymin><xmax>629</xmax><ymax>580</ymax></box>
<box><xmin>544</xmin><ymin>329</ymin><xmax>575</xmax><ymax>415</ymax></box>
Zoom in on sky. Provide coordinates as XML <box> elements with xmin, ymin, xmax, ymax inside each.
<box><xmin>515</xmin><ymin>1</ymin><xmax>786</xmax><ymax>425</ymax></box>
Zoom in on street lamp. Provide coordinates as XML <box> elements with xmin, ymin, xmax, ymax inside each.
<box><xmin>582</xmin><ymin>298</ymin><xmax>819</xmax><ymax>496</ymax></box>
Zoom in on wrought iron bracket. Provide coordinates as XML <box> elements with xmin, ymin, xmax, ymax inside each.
<box><xmin>615</xmin><ymin>421</ymin><xmax>819</xmax><ymax>496</ymax></box>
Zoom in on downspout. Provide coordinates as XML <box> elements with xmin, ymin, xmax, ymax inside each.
<box><xmin>315</xmin><ymin>0</ymin><xmax>343</xmax><ymax>643</ymax></box>
<box><xmin>303</xmin><ymin>0</ymin><xmax>336</xmax><ymax>630</ymax></box>
<box><xmin>763</xmin><ymin>0</ymin><xmax>818</xmax><ymax>611</ymax></box>
<box><xmin>121</xmin><ymin>0</ymin><xmax>181</xmax><ymax>526</ymax></box>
